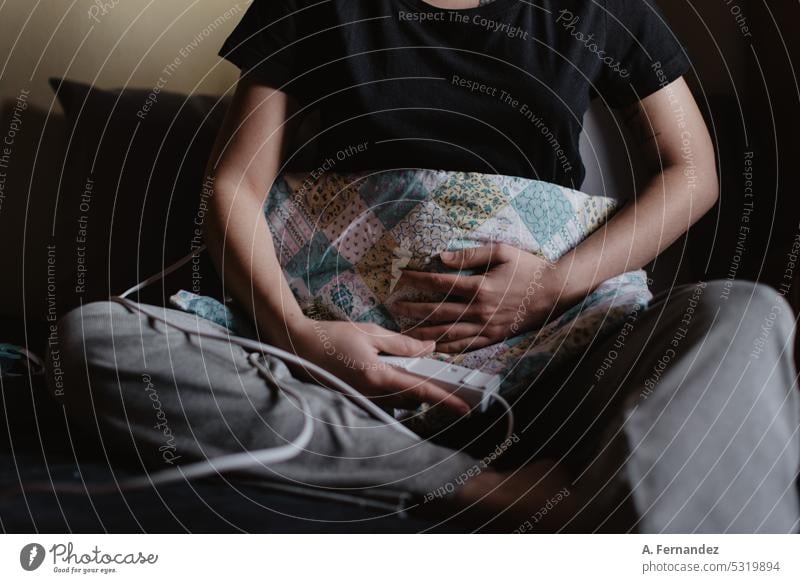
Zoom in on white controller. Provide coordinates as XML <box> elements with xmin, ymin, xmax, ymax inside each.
<box><xmin>379</xmin><ymin>356</ymin><xmax>501</xmax><ymax>412</ymax></box>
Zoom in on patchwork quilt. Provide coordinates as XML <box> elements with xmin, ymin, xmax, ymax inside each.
<box><xmin>172</xmin><ymin>170</ymin><xmax>651</xmax><ymax>398</ymax></box>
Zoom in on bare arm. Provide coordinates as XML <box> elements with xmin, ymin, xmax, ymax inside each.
<box><xmin>554</xmin><ymin>77</ymin><xmax>719</xmax><ymax>306</ymax></box>
<box><xmin>202</xmin><ymin>74</ymin><xmax>304</xmax><ymax>349</ymax></box>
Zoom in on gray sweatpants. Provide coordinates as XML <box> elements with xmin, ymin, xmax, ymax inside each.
<box><xmin>50</xmin><ymin>280</ymin><xmax>800</xmax><ymax>532</ymax></box>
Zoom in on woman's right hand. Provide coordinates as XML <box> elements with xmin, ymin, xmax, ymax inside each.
<box><xmin>284</xmin><ymin>319</ymin><xmax>472</xmax><ymax>416</ymax></box>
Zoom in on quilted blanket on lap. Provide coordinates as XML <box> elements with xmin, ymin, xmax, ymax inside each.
<box><xmin>171</xmin><ymin>169</ymin><xmax>652</xmax><ymax>397</ymax></box>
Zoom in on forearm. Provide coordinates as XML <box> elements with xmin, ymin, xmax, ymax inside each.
<box><xmin>555</xmin><ymin>163</ymin><xmax>718</xmax><ymax>307</ymax></box>
<box><xmin>204</xmin><ymin>183</ymin><xmax>309</xmax><ymax>349</ymax></box>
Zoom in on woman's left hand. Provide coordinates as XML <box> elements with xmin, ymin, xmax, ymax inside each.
<box><xmin>394</xmin><ymin>243</ymin><xmax>567</xmax><ymax>353</ymax></box>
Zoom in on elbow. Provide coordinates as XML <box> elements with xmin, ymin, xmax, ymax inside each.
<box><xmin>200</xmin><ymin>179</ymin><xmax>236</xmax><ymax>244</ymax></box>
<box><xmin>694</xmin><ymin>166</ymin><xmax>719</xmax><ymax>218</ymax></box>
<box><xmin>693</xmin><ymin>139</ymin><xmax>720</xmax><ymax>215</ymax></box>
<box><xmin>201</xmin><ymin>178</ymin><xmax>264</xmax><ymax>244</ymax></box>
<box><xmin>699</xmin><ymin>163</ymin><xmax>720</xmax><ymax>216</ymax></box>
<box><xmin>674</xmin><ymin>157</ymin><xmax>718</xmax><ymax>220</ymax></box>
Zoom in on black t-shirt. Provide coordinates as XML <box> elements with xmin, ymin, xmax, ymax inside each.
<box><xmin>219</xmin><ymin>0</ymin><xmax>689</xmax><ymax>188</ymax></box>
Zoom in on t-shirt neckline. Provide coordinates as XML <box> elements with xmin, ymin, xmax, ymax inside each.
<box><xmin>398</xmin><ymin>0</ymin><xmax>519</xmax><ymax>17</ymax></box>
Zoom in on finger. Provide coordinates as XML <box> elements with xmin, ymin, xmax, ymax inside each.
<box><xmin>398</xmin><ymin>270</ymin><xmax>483</xmax><ymax>297</ymax></box>
<box><xmin>382</xmin><ymin>368</ymin><xmax>472</xmax><ymax>415</ymax></box>
<box><xmin>393</xmin><ymin>301</ymin><xmax>482</xmax><ymax>323</ymax></box>
<box><xmin>439</xmin><ymin>243</ymin><xmax>510</xmax><ymax>269</ymax></box>
<box><xmin>372</xmin><ymin>330</ymin><xmax>436</xmax><ymax>357</ymax></box>
<box><xmin>403</xmin><ymin>322</ymin><xmax>486</xmax><ymax>342</ymax></box>
<box><xmin>436</xmin><ymin>336</ymin><xmax>495</xmax><ymax>354</ymax></box>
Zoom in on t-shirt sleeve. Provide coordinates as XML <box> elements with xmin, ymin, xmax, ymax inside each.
<box><xmin>594</xmin><ymin>0</ymin><xmax>690</xmax><ymax>108</ymax></box>
<box><xmin>218</xmin><ymin>0</ymin><xmax>301</xmax><ymax>90</ymax></box>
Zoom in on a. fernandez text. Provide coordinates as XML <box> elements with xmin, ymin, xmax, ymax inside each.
<box><xmin>642</xmin><ymin>544</ymin><xmax>720</xmax><ymax>555</ymax></box>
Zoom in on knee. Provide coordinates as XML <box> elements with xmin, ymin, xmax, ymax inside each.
<box><xmin>715</xmin><ymin>280</ymin><xmax>793</xmax><ymax>332</ymax></box>
<box><xmin>700</xmin><ymin>280</ymin><xmax>796</xmax><ymax>359</ymax></box>
<box><xmin>55</xmin><ymin>301</ymin><xmax>123</xmax><ymax>367</ymax></box>
<box><xmin>698</xmin><ymin>280</ymin><xmax>789</xmax><ymax>319</ymax></box>
<box><xmin>715</xmin><ymin>280</ymin><xmax>791</xmax><ymax>310</ymax></box>
<box><xmin>49</xmin><ymin>301</ymin><xmax>131</xmax><ymax>409</ymax></box>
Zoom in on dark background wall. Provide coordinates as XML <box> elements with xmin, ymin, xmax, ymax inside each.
<box><xmin>661</xmin><ymin>0</ymin><xmax>800</xmax><ymax>292</ymax></box>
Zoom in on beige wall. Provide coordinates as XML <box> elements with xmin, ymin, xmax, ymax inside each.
<box><xmin>1</xmin><ymin>0</ymin><xmax>246</xmax><ymax>111</ymax></box>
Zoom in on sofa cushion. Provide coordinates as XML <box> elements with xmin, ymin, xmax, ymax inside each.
<box><xmin>43</xmin><ymin>78</ymin><xmax>227</xmax><ymax>315</ymax></box>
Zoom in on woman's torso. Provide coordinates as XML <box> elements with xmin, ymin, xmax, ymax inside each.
<box><xmin>279</xmin><ymin>0</ymin><xmax>617</xmax><ymax>189</ymax></box>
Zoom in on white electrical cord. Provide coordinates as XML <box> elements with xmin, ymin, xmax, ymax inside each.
<box><xmin>487</xmin><ymin>393</ymin><xmax>514</xmax><ymax>444</ymax></box>
<box><xmin>110</xmin><ymin>295</ymin><xmax>418</xmax><ymax>441</ymax></box>
<box><xmin>97</xmin><ymin>246</ymin><xmax>423</xmax><ymax>492</ymax></box>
